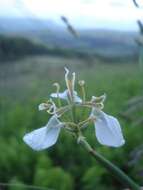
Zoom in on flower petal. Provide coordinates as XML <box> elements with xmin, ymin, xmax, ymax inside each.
<box><xmin>73</xmin><ymin>91</ymin><xmax>82</xmax><ymax>103</ymax></box>
<box><xmin>51</xmin><ymin>90</ymin><xmax>82</xmax><ymax>103</ymax></box>
<box><xmin>94</xmin><ymin>111</ymin><xmax>125</xmax><ymax>147</ymax></box>
<box><xmin>51</xmin><ymin>90</ymin><xmax>67</xmax><ymax>100</ymax></box>
<box><xmin>23</xmin><ymin>116</ymin><xmax>63</xmax><ymax>151</ymax></box>
<box><xmin>38</xmin><ymin>103</ymin><xmax>48</xmax><ymax>111</ymax></box>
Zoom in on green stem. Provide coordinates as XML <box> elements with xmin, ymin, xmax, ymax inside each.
<box><xmin>79</xmin><ymin>138</ymin><xmax>140</xmax><ymax>190</ymax></box>
<box><xmin>72</xmin><ymin>104</ymin><xmax>77</xmax><ymax>123</ymax></box>
<box><xmin>81</xmin><ymin>85</ymin><xmax>86</xmax><ymax>103</ymax></box>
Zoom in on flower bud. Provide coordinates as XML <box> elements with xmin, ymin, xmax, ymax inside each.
<box><xmin>78</xmin><ymin>80</ymin><xmax>85</xmax><ymax>86</ymax></box>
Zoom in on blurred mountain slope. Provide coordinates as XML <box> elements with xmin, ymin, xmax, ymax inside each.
<box><xmin>0</xmin><ymin>17</ymin><xmax>139</xmax><ymax>59</ymax></box>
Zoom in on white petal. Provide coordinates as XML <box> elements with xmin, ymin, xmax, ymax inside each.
<box><xmin>23</xmin><ymin>116</ymin><xmax>63</xmax><ymax>151</ymax></box>
<box><xmin>38</xmin><ymin>103</ymin><xmax>47</xmax><ymax>111</ymax></box>
<box><xmin>94</xmin><ymin>111</ymin><xmax>125</xmax><ymax>147</ymax></box>
<box><xmin>51</xmin><ymin>90</ymin><xmax>82</xmax><ymax>103</ymax></box>
<box><xmin>51</xmin><ymin>90</ymin><xmax>67</xmax><ymax>100</ymax></box>
<box><xmin>73</xmin><ymin>91</ymin><xmax>82</xmax><ymax>103</ymax></box>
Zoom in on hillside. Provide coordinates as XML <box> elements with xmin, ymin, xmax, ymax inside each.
<box><xmin>0</xmin><ymin>35</ymin><xmax>49</xmax><ymax>62</ymax></box>
<box><xmin>0</xmin><ymin>17</ymin><xmax>140</xmax><ymax>60</ymax></box>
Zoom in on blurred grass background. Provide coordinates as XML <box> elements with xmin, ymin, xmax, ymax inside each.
<box><xmin>0</xmin><ymin>55</ymin><xmax>143</xmax><ymax>190</ymax></box>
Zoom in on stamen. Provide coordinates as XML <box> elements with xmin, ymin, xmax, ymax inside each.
<box><xmin>55</xmin><ymin>105</ymin><xmax>71</xmax><ymax>117</ymax></box>
<box><xmin>53</xmin><ymin>83</ymin><xmax>60</xmax><ymax>92</ymax></box>
<box><xmin>91</xmin><ymin>94</ymin><xmax>106</xmax><ymax>103</ymax></box>
<box><xmin>79</xmin><ymin>117</ymin><xmax>95</xmax><ymax>128</ymax></box>
<box><xmin>64</xmin><ymin>67</ymin><xmax>75</xmax><ymax>102</ymax></box>
<box><xmin>53</xmin><ymin>83</ymin><xmax>61</xmax><ymax>107</ymax></box>
<box><xmin>72</xmin><ymin>72</ymin><xmax>76</xmax><ymax>91</ymax></box>
<box><xmin>78</xmin><ymin>80</ymin><xmax>86</xmax><ymax>102</ymax></box>
<box><xmin>46</xmin><ymin>99</ymin><xmax>57</xmax><ymax>115</ymax></box>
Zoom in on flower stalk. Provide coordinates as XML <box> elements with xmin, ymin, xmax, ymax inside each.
<box><xmin>78</xmin><ymin>137</ymin><xmax>140</xmax><ymax>190</ymax></box>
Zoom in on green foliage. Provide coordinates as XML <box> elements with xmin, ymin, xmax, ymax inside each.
<box><xmin>34</xmin><ymin>167</ymin><xmax>73</xmax><ymax>190</ymax></box>
<box><xmin>8</xmin><ymin>177</ymin><xmax>25</xmax><ymax>190</ymax></box>
<box><xmin>82</xmin><ymin>166</ymin><xmax>112</xmax><ymax>190</ymax></box>
<box><xmin>36</xmin><ymin>154</ymin><xmax>53</xmax><ymax>171</ymax></box>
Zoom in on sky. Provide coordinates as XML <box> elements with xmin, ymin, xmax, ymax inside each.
<box><xmin>0</xmin><ymin>0</ymin><xmax>143</xmax><ymax>30</ymax></box>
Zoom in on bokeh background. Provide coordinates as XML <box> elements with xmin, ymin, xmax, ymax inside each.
<box><xmin>0</xmin><ymin>0</ymin><xmax>143</xmax><ymax>189</ymax></box>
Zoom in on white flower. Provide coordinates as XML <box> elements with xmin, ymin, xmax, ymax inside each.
<box><xmin>91</xmin><ymin>108</ymin><xmax>125</xmax><ymax>147</ymax></box>
<box><xmin>51</xmin><ymin>90</ymin><xmax>82</xmax><ymax>103</ymax></box>
<box><xmin>23</xmin><ymin>115</ymin><xmax>64</xmax><ymax>151</ymax></box>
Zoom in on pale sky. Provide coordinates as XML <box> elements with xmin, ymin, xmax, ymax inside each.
<box><xmin>0</xmin><ymin>0</ymin><xmax>143</xmax><ymax>30</ymax></box>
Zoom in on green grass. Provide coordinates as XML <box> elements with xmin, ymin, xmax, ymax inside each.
<box><xmin>0</xmin><ymin>55</ymin><xmax>143</xmax><ymax>190</ymax></box>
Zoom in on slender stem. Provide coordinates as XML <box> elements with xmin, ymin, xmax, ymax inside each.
<box><xmin>79</xmin><ymin>138</ymin><xmax>140</xmax><ymax>190</ymax></box>
<box><xmin>72</xmin><ymin>104</ymin><xmax>76</xmax><ymax>123</ymax></box>
<box><xmin>57</xmin><ymin>95</ymin><xmax>61</xmax><ymax>108</ymax></box>
<box><xmin>81</xmin><ymin>85</ymin><xmax>86</xmax><ymax>103</ymax></box>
